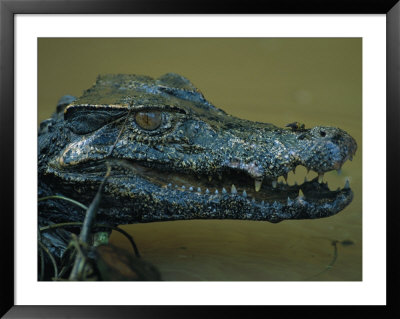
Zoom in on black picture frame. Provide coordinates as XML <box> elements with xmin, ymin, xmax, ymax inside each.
<box><xmin>1</xmin><ymin>0</ymin><xmax>399</xmax><ymax>317</ymax></box>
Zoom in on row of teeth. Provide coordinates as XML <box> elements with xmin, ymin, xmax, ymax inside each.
<box><xmin>165</xmin><ymin>178</ymin><xmax>350</xmax><ymax>197</ymax></box>
<box><xmin>206</xmin><ymin>169</ymin><xmax>341</xmax><ymax>193</ymax></box>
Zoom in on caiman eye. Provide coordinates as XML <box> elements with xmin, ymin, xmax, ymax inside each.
<box><xmin>135</xmin><ymin>111</ymin><xmax>162</xmax><ymax>130</ymax></box>
<box><xmin>320</xmin><ymin>130</ymin><xmax>326</xmax><ymax>137</ymax></box>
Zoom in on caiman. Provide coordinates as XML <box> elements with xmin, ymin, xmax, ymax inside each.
<box><xmin>38</xmin><ymin>73</ymin><xmax>357</xmax><ymax>256</ymax></box>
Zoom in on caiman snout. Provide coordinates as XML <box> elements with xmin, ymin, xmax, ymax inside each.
<box><xmin>298</xmin><ymin>126</ymin><xmax>357</xmax><ymax>175</ymax></box>
<box><xmin>218</xmin><ymin>124</ymin><xmax>357</xmax><ymax>193</ymax></box>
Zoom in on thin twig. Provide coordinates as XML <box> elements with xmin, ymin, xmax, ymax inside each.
<box><xmin>38</xmin><ymin>241</ymin><xmax>59</xmax><ymax>279</ymax></box>
<box><xmin>108</xmin><ymin>226</ymin><xmax>141</xmax><ymax>258</ymax></box>
<box><xmin>107</xmin><ymin>108</ymin><xmax>132</xmax><ymax>157</ymax></box>
<box><xmin>79</xmin><ymin>164</ymin><xmax>112</xmax><ymax>244</ymax></box>
<box><xmin>39</xmin><ymin>222</ymin><xmax>86</xmax><ymax>232</ymax></box>
<box><xmin>40</xmin><ymin>222</ymin><xmax>140</xmax><ymax>258</ymax></box>
<box><xmin>326</xmin><ymin>240</ymin><xmax>338</xmax><ymax>270</ymax></box>
<box><xmin>305</xmin><ymin>240</ymin><xmax>339</xmax><ymax>280</ymax></box>
<box><xmin>78</xmin><ymin>108</ymin><xmax>130</xmax><ymax>245</ymax></box>
<box><xmin>68</xmin><ymin>234</ymin><xmax>89</xmax><ymax>280</ymax></box>
<box><xmin>38</xmin><ymin>195</ymin><xmax>88</xmax><ymax>211</ymax></box>
<box><xmin>38</xmin><ymin>226</ymin><xmax>45</xmax><ymax>281</ymax></box>
<box><xmin>69</xmin><ymin>166</ymin><xmax>111</xmax><ymax>281</ymax></box>
<box><xmin>57</xmin><ymin>244</ymin><xmax>78</xmax><ymax>279</ymax></box>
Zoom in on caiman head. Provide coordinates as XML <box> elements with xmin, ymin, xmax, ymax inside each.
<box><xmin>39</xmin><ymin>73</ymin><xmax>357</xmax><ymax>225</ymax></box>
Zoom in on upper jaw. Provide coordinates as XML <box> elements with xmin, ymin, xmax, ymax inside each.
<box><xmin>218</xmin><ymin>149</ymin><xmax>355</xmax><ymax>194</ymax></box>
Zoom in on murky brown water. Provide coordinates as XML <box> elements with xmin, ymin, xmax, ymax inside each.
<box><xmin>38</xmin><ymin>38</ymin><xmax>362</xmax><ymax>281</ymax></box>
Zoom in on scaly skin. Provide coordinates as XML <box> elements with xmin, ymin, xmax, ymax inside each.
<box><xmin>38</xmin><ymin>73</ymin><xmax>357</xmax><ymax>230</ymax></box>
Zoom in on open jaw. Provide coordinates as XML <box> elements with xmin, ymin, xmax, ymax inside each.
<box><xmin>68</xmin><ymin>158</ymin><xmax>354</xmax><ymax>224</ymax></box>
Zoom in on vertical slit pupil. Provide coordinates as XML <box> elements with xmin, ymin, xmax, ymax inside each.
<box><xmin>135</xmin><ymin>111</ymin><xmax>162</xmax><ymax>130</ymax></box>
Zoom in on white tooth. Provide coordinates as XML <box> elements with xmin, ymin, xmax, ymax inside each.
<box><xmin>287</xmin><ymin>197</ymin><xmax>293</xmax><ymax>205</ymax></box>
<box><xmin>272</xmin><ymin>180</ymin><xmax>277</xmax><ymax>188</ymax></box>
<box><xmin>255</xmin><ymin>179</ymin><xmax>263</xmax><ymax>192</ymax></box>
<box><xmin>298</xmin><ymin>189</ymin><xmax>305</xmax><ymax>198</ymax></box>
<box><xmin>189</xmin><ymin>186</ymin><xmax>193</xmax><ymax>191</ymax></box>
<box><xmin>222</xmin><ymin>187</ymin><xmax>227</xmax><ymax>194</ymax></box>
<box><xmin>261</xmin><ymin>200</ymin><xmax>265</xmax><ymax>206</ymax></box>
<box><xmin>344</xmin><ymin>178</ymin><xmax>350</xmax><ymax>189</ymax></box>
<box><xmin>205</xmin><ymin>188</ymin><xmax>210</xmax><ymax>194</ymax></box>
<box><xmin>242</xmin><ymin>190</ymin><xmax>247</xmax><ymax>197</ymax></box>
<box><xmin>175</xmin><ymin>185</ymin><xmax>178</xmax><ymax>188</ymax></box>
<box><xmin>318</xmin><ymin>173</ymin><xmax>324</xmax><ymax>183</ymax></box>
<box><xmin>167</xmin><ymin>183</ymin><xmax>172</xmax><ymax>188</ymax></box>
<box><xmin>197</xmin><ymin>187</ymin><xmax>202</xmax><ymax>193</ymax></box>
<box><xmin>231</xmin><ymin>184</ymin><xmax>237</xmax><ymax>194</ymax></box>
<box><xmin>215</xmin><ymin>189</ymin><xmax>219</xmax><ymax>195</ymax></box>
<box><xmin>181</xmin><ymin>185</ymin><xmax>186</xmax><ymax>190</ymax></box>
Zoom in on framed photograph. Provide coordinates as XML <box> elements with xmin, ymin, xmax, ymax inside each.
<box><xmin>1</xmin><ymin>0</ymin><xmax>398</xmax><ymax>317</ymax></box>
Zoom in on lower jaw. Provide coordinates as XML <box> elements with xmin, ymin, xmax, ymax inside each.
<box><xmin>97</xmin><ymin>181</ymin><xmax>353</xmax><ymax>224</ymax></box>
<box><xmin>46</xmin><ymin>160</ymin><xmax>353</xmax><ymax>223</ymax></box>
<box><xmin>96</xmin><ymin>174</ymin><xmax>354</xmax><ymax>223</ymax></box>
<box><xmin>40</xmin><ymin>171</ymin><xmax>353</xmax><ymax>225</ymax></box>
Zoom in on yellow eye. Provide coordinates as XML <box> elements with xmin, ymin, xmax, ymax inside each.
<box><xmin>135</xmin><ymin>111</ymin><xmax>162</xmax><ymax>130</ymax></box>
